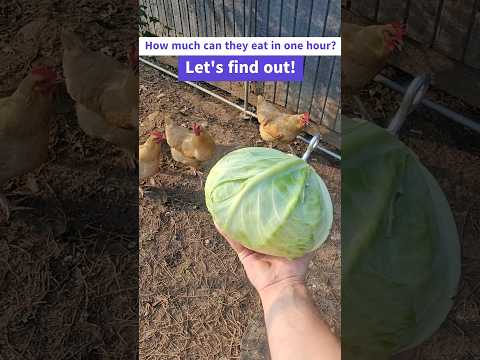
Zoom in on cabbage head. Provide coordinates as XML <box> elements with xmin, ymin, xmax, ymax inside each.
<box><xmin>342</xmin><ymin>117</ymin><xmax>461</xmax><ymax>359</ymax></box>
<box><xmin>205</xmin><ymin>147</ymin><xmax>333</xmax><ymax>259</ymax></box>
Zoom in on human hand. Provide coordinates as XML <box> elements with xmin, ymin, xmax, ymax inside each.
<box><xmin>215</xmin><ymin>224</ymin><xmax>314</xmax><ymax>297</ymax></box>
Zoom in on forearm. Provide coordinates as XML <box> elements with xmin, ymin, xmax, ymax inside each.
<box><xmin>259</xmin><ymin>281</ymin><xmax>340</xmax><ymax>360</ymax></box>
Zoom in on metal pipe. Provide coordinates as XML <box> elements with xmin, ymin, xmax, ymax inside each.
<box><xmin>242</xmin><ymin>81</ymin><xmax>250</xmax><ymax>119</ymax></box>
<box><xmin>140</xmin><ymin>57</ymin><xmax>342</xmax><ymax>161</ymax></box>
<box><xmin>376</xmin><ymin>74</ymin><xmax>480</xmax><ymax>133</ymax></box>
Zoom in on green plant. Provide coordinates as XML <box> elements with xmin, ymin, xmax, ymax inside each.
<box><xmin>205</xmin><ymin>147</ymin><xmax>333</xmax><ymax>259</ymax></box>
<box><xmin>342</xmin><ymin>117</ymin><xmax>461</xmax><ymax>359</ymax></box>
<box><xmin>139</xmin><ymin>4</ymin><xmax>159</xmax><ymax>37</ymax></box>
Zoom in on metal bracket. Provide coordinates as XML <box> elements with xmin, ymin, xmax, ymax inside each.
<box><xmin>242</xmin><ymin>81</ymin><xmax>251</xmax><ymax>120</ymax></box>
<box><xmin>387</xmin><ymin>74</ymin><xmax>431</xmax><ymax>135</ymax></box>
<box><xmin>302</xmin><ymin>135</ymin><xmax>321</xmax><ymax>161</ymax></box>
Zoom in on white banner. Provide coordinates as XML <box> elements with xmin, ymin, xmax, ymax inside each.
<box><xmin>139</xmin><ymin>37</ymin><xmax>341</xmax><ymax>56</ymax></box>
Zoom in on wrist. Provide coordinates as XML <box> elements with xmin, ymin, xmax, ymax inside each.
<box><xmin>258</xmin><ymin>278</ymin><xmax>307</xmax><ymax>305</ymax></box>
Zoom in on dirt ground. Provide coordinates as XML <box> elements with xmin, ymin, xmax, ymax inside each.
<box><xmin>138</xmin><ymin>63</ymin><xmax>341</xmax><ymax>359</ymax></box>
<box><xmin>1</xmin><ymin>1</ymin><xmax>138</xmax><ymax>358</ymax></box>
<box><xmin>346</xmin><ymin>68</ymin><xmax>480</xmax><ymax>360</ymax></box>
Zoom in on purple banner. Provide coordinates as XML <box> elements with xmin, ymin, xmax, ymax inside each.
<box><xmin>178</xmin><ymin>56</ymin><xmax>304</xmax><ymax>81</ymax></box>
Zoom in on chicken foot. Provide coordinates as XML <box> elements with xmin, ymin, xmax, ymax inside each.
<box><xmin>117</xmin><ymin>151</ymin><xmax>138</xmax><ymax>171</ymax></box>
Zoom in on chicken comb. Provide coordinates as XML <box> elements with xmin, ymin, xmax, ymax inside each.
<box><xmin>302</xmin><ymin>112</ymin><xmax>310</xmax><ymax>126</ymax></box>
<box><xmin>150</xmin><ymin>130</ymin><xmax>165</xmax><ymax>140</ymax></box>
<box><xmin>192</xmin><ymin>123</ymin><xmax>203</xmax><ymax>135</ymax></box>
<box><xmin>31</xmin><ymin>66</ymin><xmax>57</xmax><ymax>80</ymax></box>
<box><xmin>391</xmin><ymin>22</ymin><xmax>407</xmax><ymax>37</ymax></box>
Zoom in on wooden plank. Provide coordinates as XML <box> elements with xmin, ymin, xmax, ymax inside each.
<box><xmin>154</xmin><ymin>0</ymin><xmax>168</xmax><ymax>36</ymax></box>
<box><xmin>377</xmin><ymin>0</ymin><xmax>407</xmax><ymax>23</ymax></box>
<box><xmin>313</xmin><ymin>0</ymin><xmax>341</xmax><ymax>135</ymax></box>
<box><xmin>261</xmin><ymin>0</ymin><xmax>281</xmax><ymax>104</ymax></box>
<box><xmin>320</xmin><ymin>57</ymin><xmax>341</xmax><ymax>131</ymax></box>
<box><xmin>433</xmin><ymin>0</ymin><xmax>476</xmax><ymax>61</ymax></box>
<box><xmin>223</xmin><ymin>0</ymin><xmax>234</xmax><ymax>93</ymax></box>
<box><xmin>254</xmin><ymin>0</ymin><xmax>269</xmax><ymax>36</ymax></box>
<box><xmin>407</xmin><ymin>0</ymin><xmax>442</xmax><ymax>45</ymax></box>
<box><xmin>265</xmin><ymin>0</ymin><xmax>281</xmax><ymax>36</ymax></box>
<box><xmin>233</xmin><ymin>0</ymin><xmax>245</xmax><ymax>36</ymax></box>
<box><xmin>163</xmin><ymin>0</ymin><xmax>175</xmax><ymax>35</ymax></box>
<box><xmin>178</xmin><ymin>0</ymin><xmax>192</xmax><ymax>36</ymax></box>
<box><xmin>186</xmin><ymin>0</ymin><xmax>199</xmax><ymax>36</ymax></box>
<box><xmin>350</xmin><ymin>0</ymin><xmax>378</xmax><ymax>20</ymax></box>
<box><xmin>195</xmin><ymin>0</ymin><xmax>208</xmax><ymax>36</ymax></box>
<box><xmin>171</xmin><ymin>0</ymin><xmax>186</xmax><ymax>36</ymax></box>
<box><xmin>144</xmin><ymin>0</ymin><xmax>157</xmax><ymax>35</ymax></box>
<box><xmin>310</xmin><ymin>56</ymin><xmax>335</xmax><ymax>126</ymax></box>
<box><xmin>464</xmin><ymin>6</ymin><xmax>480</xmax><ymax>69</ymax></box>
<box><xmin>324</xmin><ymin>0</ymin><xmax>341</xmax><ymax>37</ymax></box>
<box><xmin>271</xmin><ymin>0</ymin><xmax>296</xmax><ymax>106</ymax></box>
<box><xmin>297</xmin><ymin>0</ymin><xmax>330</xmax><ymax>112</ymax></box>
<box><xmin>262</xmin><ymin>0</ymin><xmax>275</xmax><ymax>103</ymax></box>
<box><xmin>224</xmin><ymin>0</ymin><xmax>235</xmax><ymax>36</ymax></box>
<box><xmin>286</xmin><ymin>0</ymin><xmax>314</xmax><ymax>112</ymax></box>
<box><xmin>204</xmin><ymin>0</ymin><xmax>216</xmax><ymax>36</ymax></box>
<box><xmin>213</xmin><ymin>0</ymin><xmax>226</xmax><ymax>36</ymax></box>
<box><xmin>143</xmin><ymin>0</ymin><xmax>157</xmax><ymax>35</ymax></box>
<box><xmin>279</xmin><ymin>0</ymin><xmax>297</xmax><ymax>36</ymax></box>
<box><xmin>245</xmin><ymin>0</ymin><xmax>255</xmax><ymax>36</ymax></box>
<box><xmin>156</xmin><ymin>0</ymin><xmax>168</xmax><ymax>35</ymax></box>
<box><xmin>160</xmin><ymin>0</ymin><xmax>174</xmax><ymax>36</ymax></box>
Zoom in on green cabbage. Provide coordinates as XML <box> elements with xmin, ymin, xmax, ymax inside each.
<box><xmin>205</xmin><ymin>147</ymin><xmax>333</xmax><ymax>259</ymax></box>
<box><xmin>342</xmin><ymin>117</ymin><xmax>461</xmax><ymax>359</ymax></box>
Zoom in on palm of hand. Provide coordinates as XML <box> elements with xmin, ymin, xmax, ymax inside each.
<box><xmin>216</xmin><ymin>224</ymin><xmax>313</xmax><ymax>293</ymax></box>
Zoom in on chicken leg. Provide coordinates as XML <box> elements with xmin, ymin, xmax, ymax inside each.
<box><xmin>353</xmin><ymin>95</ymin><xmax>373</xmax><ymax>121</ymax></box>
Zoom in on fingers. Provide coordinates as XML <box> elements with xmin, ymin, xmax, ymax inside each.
<box><xmin>214</xmin><ymin>223</ymin><xmax>246</xmax><ymax>254</ymax></box>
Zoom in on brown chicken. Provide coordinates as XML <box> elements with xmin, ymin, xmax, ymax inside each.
<box><xmin>61</xmin><ymin>30</ymin><xmax>138</xmax><ymax>168</ymax></box>
<box><xmin>342</xmin><ymin>22</ymin><xmax>406</xmax><ymax>92</ymax></box>
<box><xmin>139</xmin><ymin>131</ymin><xmax>165</xmax><ymax>180</ymax></box>
<box><xmin>164</xmin><ymin>115</ymin><xmax>216</xmax><ymax>172</ymax></box>
<box><xmin>0</xmin><ymin>66</ymin><xmax>57</xmax><ymax>221</ymax></box>
<box><xmin>256</xmin><ymin>95</ymin><xmax>309</xmax><ymax>144</ymax></box>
